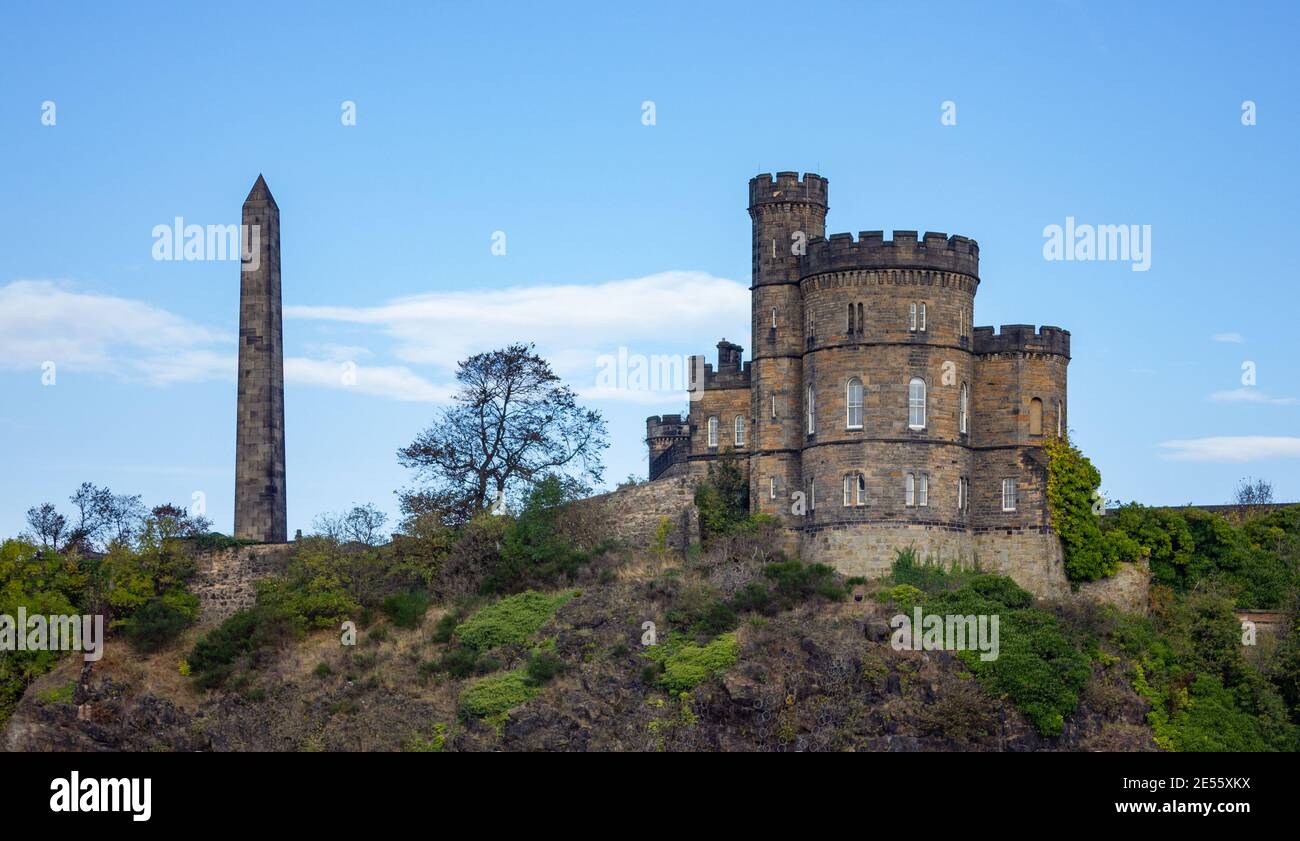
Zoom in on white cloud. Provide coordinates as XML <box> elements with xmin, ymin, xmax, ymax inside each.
<box><xmin>1211</xmin><ymin>332</ymin><xmax>1246</xmax><ymax>344</ymax></box>
<box><xmin>1209</xmin><ymin>388</ymin><xmax>1299</xmax><ymax>406</ymax></box>
<box><xmin>286</xmin><ymin>270</ymin><xmax>749</xmax><ymax>402</ymax></box>
<box><xmin>1158</xmin><ymin>436</ymin><xmax>1300</xmax><ymax>462</ymax></box>
<box><xmin>1</xmin><ymin>272</ymin><xmax>748</xmax><ymax>405</ymax></box>
<box><xmin>283</xmin><ymin>357</ymin><xmax>450</xmax><ymax>402</ymax></box>
<box><xmin>0</xmin><ymin>280</ymin><xmax>232</xmax><ymax>383</ymax></box>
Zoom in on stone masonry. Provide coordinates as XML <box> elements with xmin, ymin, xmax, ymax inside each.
<box><xmin>191</xmin><ymin>543</ymin><xmax>296</xmax><ymax>622</ymax></box>
<box><xmin>234</xmin><ymin>175</ymin><xmax>287</xmax><ymax>542</ymax></box>
<box><xmin>645</xmin><ymin>172</ymin><xmax>1147</xmax><ymax>607</ymax></box>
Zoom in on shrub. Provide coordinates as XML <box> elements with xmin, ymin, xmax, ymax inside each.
<box><xmin>122</xmin><ymin>591</ymin><xmax>199</xmax><ymax>653</ymax></box>
<box><xmin>646</xmin><ymin>633</ymin><xmax>740</xmax><ymax>694</ymax></box>
<box><xmin>459</xmin><ymin>669</ymin><xmax>539</xmax><ymax>718</ymax></box>
<box><xmin>380</xmin><ymin>590</ymin><xmax>429</xmax><ymax>628</ymax></box>
<box><xmin>694</xmin><ymin>452</ymin><xmax>749</xmax><ymax>544</ymax></box>
<box><xmin>454</xmin><ymin>590</ymin><xmax>574</xmax><ymax>651</ymax></box>
<box><xmin>187</xmin><ymin>604</ymin><xmax>302</xmax><ymax>687</ymax></box>
<box><xmin>524</xmin><ymin>651</ymin><xmax>564</xmax><ymax>686</ymax></box>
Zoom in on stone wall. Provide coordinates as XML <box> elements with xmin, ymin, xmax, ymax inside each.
<box><xmin>570</xmin><ymin>477</ymin><xmax>699</xmax><ymax>556</ymax></box>
<box><xmin>190</xmin><ymin>542</ymin><xmax>295</xmax><ymax>622</ymax></box>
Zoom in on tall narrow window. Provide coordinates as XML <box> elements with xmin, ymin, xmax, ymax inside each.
<box><xmin>842</xmin><ymin>474</ymin><xmax>852</xmax><ymax>507</ymax></box>
<box><xmin>771</xmin><ymin>307</ymin><xmax>777</xmax><ymax>329</ymax></box>
<box><xmin>771</xmin><ymin>394</ymin><xmax>777</xmax><ymax>419</ymax></box>
<box><xmin>847</xmin><ymin>303</ymin><xmax>855</xmax><ymax>334</ymax></box>
<box><xmin>806</xmin><ymin>385</ymin><xmax>815</xmax><ymax>435</ymax></box>
<box><xmin>734</xmin><ymin>415</ymin><xmax>746</xmax><ymax>446</ymax></box>
<box><xmin>1029</xmin><ymin>398</ymin><xmax>1043</xmax><ymax>436</ymax></box>
<box><xmin>856</xmin><ymin>473</ymin><xmax>867</xmax><ymax>506</ymax></box>
<box><xmin>707</xmin><ymin>416</ymin><xmax>718</xmax><ymax>448</ymax></box>
<box><xmin>1057</xmin><ymin>400</ymin><xmax>1063</xmax><ymax>437</ymax></box>
<box><xmin>905</xmin><ymin>473</ymin><xmax>916</xmax><ymax>507</ymax></box>
<box><xmin>909</xmin><ymin>303</ymin><xmax>917</xmax><ymax>332</ymax></box>
<box><xmin>958</xmin><ymin>476</ymin><xmax>967</xmax><ymax>511</ymax></box>
<box><xmin>846</xmin><ymin>377</ymin><xmax>863</xmax><ymax>429</ymax></box>
<box><xmin>919</xmin><ymin>303</ymin><xmax>927</xmax><ymax>332</ymax></box>
<box><xmin>769</xmin><ymin>477</ymin><xmax>776</xmax><ymax>499</ymax></box>
<box><xmin>918</xmin><ymin>473</ymin><xmax>929</xmax><ymax>507</ymax></box>
<box><xmin>908</xmin><ymin>377</ymin><xmax>927</xmax><ymax>430</ymax></box>
<box><xmin>806</xmin><ymin>476</ymin><xmax>816</xmax><ymax>510</ymax></box>
<box><xmin>1002</xmin><ymin>478</ymin><xmax>1017</xmax><ymax>512</ymax></box>
<box><xmin>959</xmin><ymin>383</ymin><xmax>968</xmax><ymax>434</ymax></box>
<box><xmin>857</xmin><ymin>303</ymin><xmax>864</xmax><ymax>334</ymax></box>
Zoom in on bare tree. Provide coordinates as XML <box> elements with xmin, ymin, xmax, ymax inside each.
<box><xmin>1234</xmin><ymin>476</ymin><xmax>1274</xmax><ymax>517</ymax></box>
<box><xmin>104</xmin><ymin>492</ymin><xmax>147</xmax><ymax>546</ymax></box>
<box><xmin>25</xmin><ymin>503</ymin><xmax>67</xmax><ymax>551</ymax></box>
<box><xmin>67</xmin><ymin>482</ymin><xmax>113</xmax><ymax>551</ymax></box>
<box><xmin>344</xmin><ymin>503</ymin><xmax>389</xmax><ymax>546</ymax></box>
<box><xmin>398</xmin><ymin>343</ymin><xmax>607</xmax><ymax>526</ymax></box>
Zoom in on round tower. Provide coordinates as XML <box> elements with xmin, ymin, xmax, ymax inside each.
<box><xmin>748</xmin><ymin>172</ymin><xmax>828</xmax><ymax>527</ymax></box>
<box><xmin>796</xmin><ymin>230</ymin><xmax>981</xmax><ymax>575</ymax></box>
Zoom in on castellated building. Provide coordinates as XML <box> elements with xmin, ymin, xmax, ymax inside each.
<box><xmin>647</xmin><ymin>172</ymin><xmax>1072</xmax><ymax>588</ymax></box>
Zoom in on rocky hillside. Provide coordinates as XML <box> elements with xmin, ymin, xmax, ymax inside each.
<box><xmin>3</xmin><ymin>541</ymin><xmax>1157</xmax><ymax>752</ymax></box>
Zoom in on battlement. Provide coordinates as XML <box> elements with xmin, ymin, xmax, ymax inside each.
<box><xmin>973</xmin><ymin>324</ymin><xmax>1070</xmax><ymax>357</ymax></box>
<box><xmin>801</xmin><ymin>230</ymin><xmax>979</xmax><ymax>277</ymax></box>
<box><xmin>646</xmin><ymin>414</ymin><xmax>689</xmax><ymax>439</ymax></box>
<box><xmin>749</xmin><ymin>171</ymin><xmax>829</xmax><ymax>208</ymax></box>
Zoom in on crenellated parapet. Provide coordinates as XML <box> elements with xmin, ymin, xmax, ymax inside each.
<box><xmin>749</xmin><ymin>171</ymin><xmax>829</xmax><ymax>209</ymax></box>
<box><xmin>801</xmin><ymin>231</ymin><xmax>980</xmax><ymax>278</ymax></box>
<box><xmin>973</xmin><ymin>324</ymin><xmax>1071</xmax><ymax>358</ymax></box>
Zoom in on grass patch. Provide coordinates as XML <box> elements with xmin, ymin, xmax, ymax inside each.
<box><xmin>454</xmin><ymin>590</ymin><xmax>575</xmax><ymax>651</ymax></box>
<box><xmin>459</xmin><ymin>669</ymin><xmax>539</xmax><ymax>718</ymax></box>
<box><xmin>644</xmin><ymin>632</ymin><xmax>739</xmax><ymax>694</ymax></box>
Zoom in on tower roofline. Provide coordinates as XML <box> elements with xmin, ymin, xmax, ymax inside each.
<box><xmin>244</xmin><ymin>174</ymin><xmax>278</xmax><ymax>209</ymax></box>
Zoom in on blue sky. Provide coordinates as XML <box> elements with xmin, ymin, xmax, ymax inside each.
<box><xmin>1</xmin><ymin>1</ymin><xmax>1297</xmax><ymax>539</ymax></box>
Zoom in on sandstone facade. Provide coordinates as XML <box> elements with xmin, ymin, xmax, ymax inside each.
<box><xmin>645</xmin><ymin>172</ymin><xmax>1144</xmax><ymax>607</ymax></box>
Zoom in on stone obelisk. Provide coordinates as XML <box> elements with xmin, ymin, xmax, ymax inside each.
<box><xmin>234</xmin><ymin>174</ymin><xmax>287</xmax><ymax>542</ymax></box>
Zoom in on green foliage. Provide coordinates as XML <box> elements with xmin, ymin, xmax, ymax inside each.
<box><xmin>693</xmin><ymin>452</ymin><xmax>749</xmax><ymax>544</ymax></box>
<box><xmin>1103</xmin><ymin>504</ymin><xmax>1299</xmax><ymax>609</ymax></box>
<box><xmin>762</xmin><ymin>559</ymin><xmax>846</xmax><ymax>607</ymax></box>
<box><xmin>1122</xmin><ymin>591</ymin><xmax>1296</xmax><ymax>751</ymax></box>
<box><xmin>1043</xmin><ymin>436</ymin><xmax>1137</xmax><ymax>581</ymax></box>
<box><xmin>380</xmin><ymin>590</ymin><xmax>429</xmax><ymax>628</ymax></box>
<box><xmin>453</xmin><ymin>590</ymin><xmax>574</xmax><ymax>651</ymax></box>
<box><xmin>524</xmin><ymin>650</ymin><xmax>564</xmax><ymax>686</ymax></box>
<box><xmin>36</xmin><ymin>681</ymin><xmax>76</xmax><ymax>706</ymax></box>
<box><xmin>908</xmin><ymin>571</ymin><xmax>1090</xmax><ymax>737</ymax></box>
<box><xmin>187</xmin><ymin>604</ymin><xmax>303</xmax><ymax>688</ymax></box>
<box><xmin>431</xmin><ymin>610</ymin><xmax>462</xmax><ymax>644</ymax></box>
<box><xmin>644</xmin><ymin>632</ymin><xmax>739</xmax><ymax>694</ymax></box>
<box><xmin>882</xmin><ymin>583</ymin><xmax>925</xmax><ymax>611</ymax></box>
<box><xmin>488</xmin><ymin>475</ymin><xmax>592</xmax><ymax>594</ymax></box>
<box><xmin>122</xmin><ymin>591</ymin><xmax>199</xmax><ymax>653</ymax></box>
<box><xmin>459</xmin><ymin>668</ymin><xmax>539</xmax><ymax>718</ymax></box>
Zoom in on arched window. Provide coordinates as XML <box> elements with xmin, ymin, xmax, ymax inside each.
<box><xmin>908</xmin><ymin>377</ymin><xmax>926</xmax><ymax>430</ymax></box>
<box><xmin>734</xmin><ymin>415</ymin><xmax>746</xmax><ymax>446</ymax></box>
<box><xmin>856</xmin><ymin>473</ymin><xmax>867</xmax><ymax>506</ymax></box>
<box><xmin>846</xmin><ymin>377</ymin><xmax>863</xmax><ymax>429</ymax></box>
<box><xmin>1029</xmin><ymin>398</ymin><xmax>1043</xmax><ymax>436</ymax></box>
<box><xmin>707</xmin><ymin>416</ymin><xmax>718</xmax><ymax>447</ymax></box>
<box><xmin>905</xmin><ymin>473</ymin><xmax>915</xmax><ymax>506</ymax></box>
<box><xmin>959</xmin><ymin>383</ymin><xmax>969</xmax><ymax>434</ymax></box>
<box><xmin>806</xmin><ymin>385</ymin><xmax>816</xmax><ymax>435</ymax></box>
